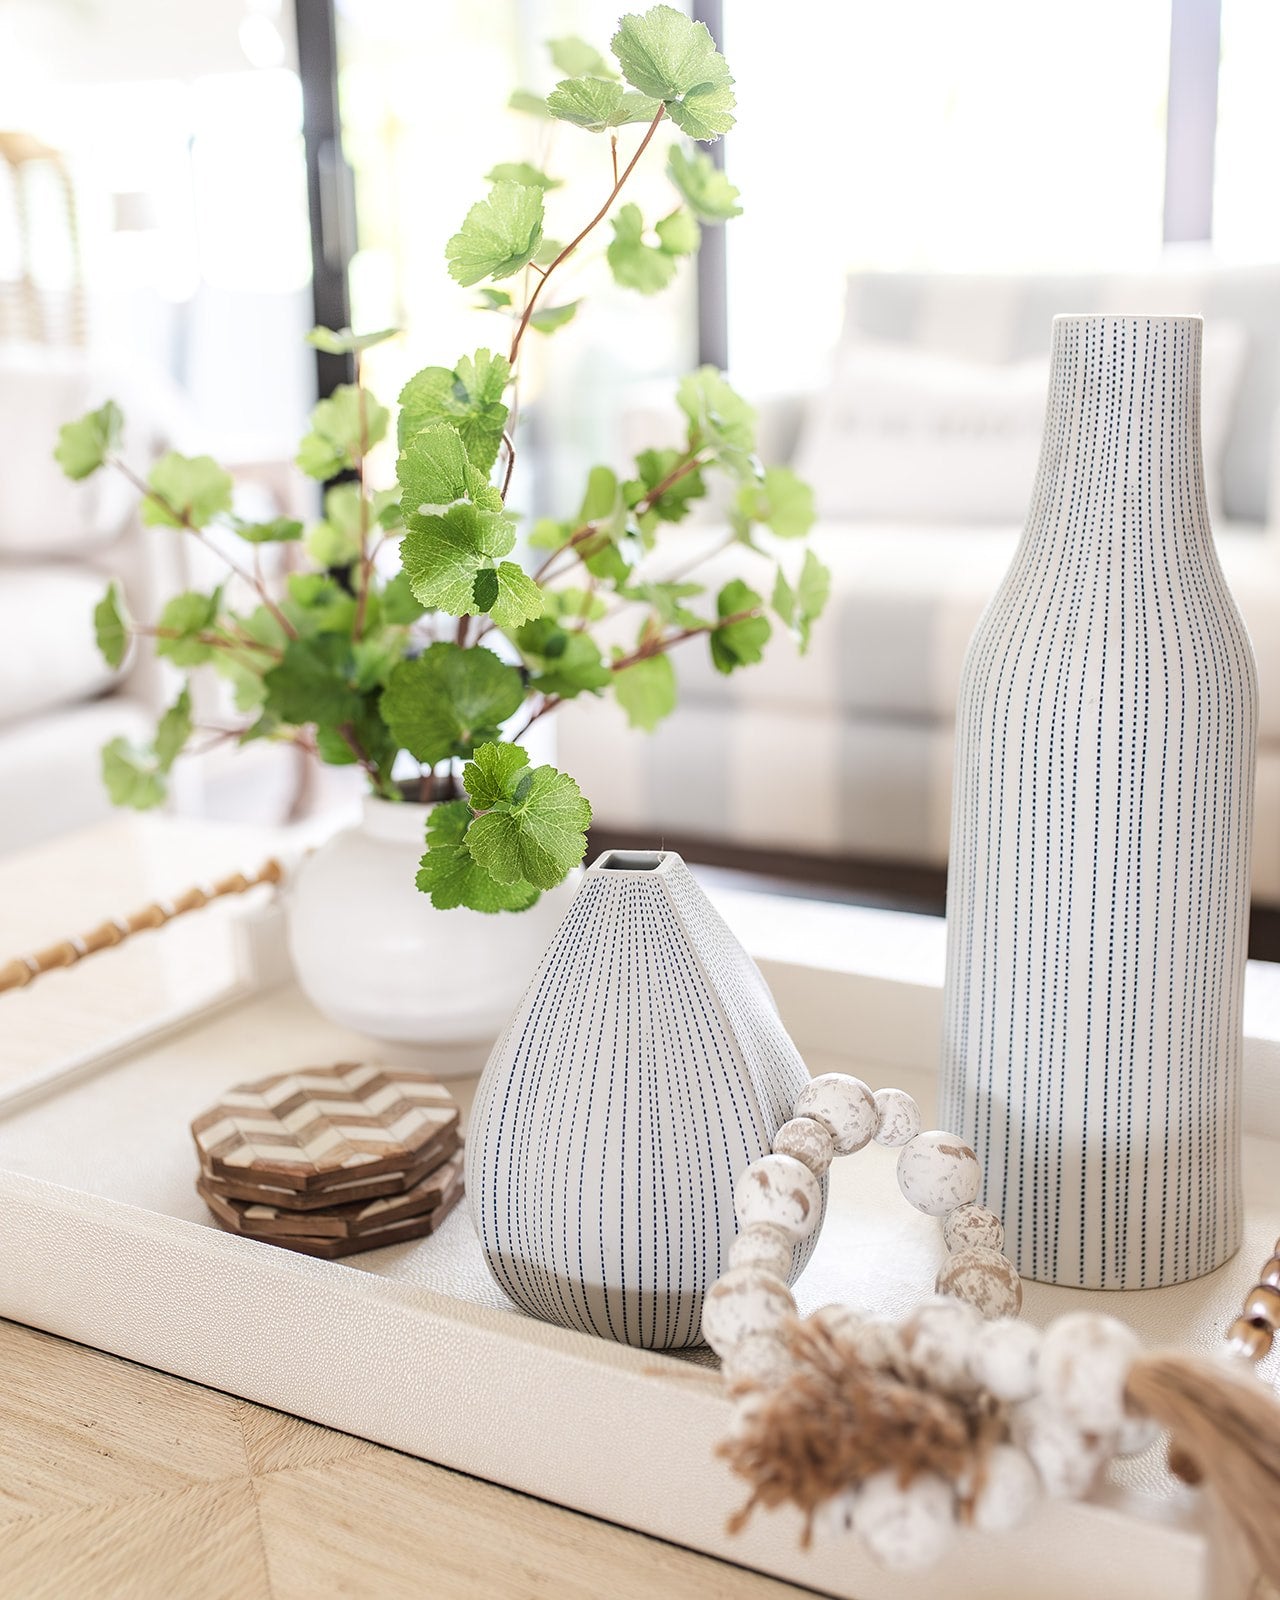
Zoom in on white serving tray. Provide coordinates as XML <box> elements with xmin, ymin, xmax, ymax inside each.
<box><xmin>1</xmin><ymin>883</ymin><xmax>1278</xmax><ymax>1600</ymax></box>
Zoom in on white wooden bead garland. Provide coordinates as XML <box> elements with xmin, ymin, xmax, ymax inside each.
<box><xmin>712</xmin><ymin>1086</ymin><xmax>1280</xmax><ymax>1588</ymax></box>
<box><xmin>706</xmin><ymin>1073</ymin><xmax>1170</xmax><ymax>1575</ymax></box>
<box><xmin>715</xmin><ymin>1076</ymin><xmax>1023</xmax><ymax>1330</ymax></box>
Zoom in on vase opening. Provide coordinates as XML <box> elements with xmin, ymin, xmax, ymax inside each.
<box><xmin>597</xmin><ymin>850</ymin><xmax>667</xmax><ymax>872</ymax></box>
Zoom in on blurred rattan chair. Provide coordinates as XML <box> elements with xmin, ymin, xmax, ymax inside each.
<box><xmin>0</xmin><ymin>130</ymin><xmax>86</xmax><ymax>346</ymax></box>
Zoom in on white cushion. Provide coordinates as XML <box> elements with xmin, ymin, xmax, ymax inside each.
<box><xmin>0</xmin><ymin>563</ymin><xmax>119</xmax><ymax>726</ymax></box>
<box><xmin>650</xmin><ymin>520</ymin><xmax>1280</xmax><ymax>744</ymax></box>
<box><xmin>0</xmin><ymin>696</ymin><xmax>153</xmax><ymax>854</ymax></box>
<box><xmin>0</xmin><ymin>346</ymin><xmax>140</xmax><ymax>554</ymax></box>
<box><xmin>795</xmin><ymin>342</ymin><xmax>1047</xmax><ymax>523</ymax></box>
<box><xmin>841</xmin><ymin>265</ymin><xmax>1280</xmax><ymax>522</ymax></box>
<box><xmin>795</xmin><ymin>325</ymin><xmax>1247</xmax><ymax>525</ymax></box>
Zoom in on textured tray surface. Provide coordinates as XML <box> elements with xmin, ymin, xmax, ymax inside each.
<box><xmin>2</xmin><ymin>982</ymin><xmax>1276</xmax><ymax>1450</ymax></box>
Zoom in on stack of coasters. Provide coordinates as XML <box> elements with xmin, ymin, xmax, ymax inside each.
<box><xmin>191</xmin><ymin>1062</ymin><xmax>463</xmax><ymax>1258</ymax></box>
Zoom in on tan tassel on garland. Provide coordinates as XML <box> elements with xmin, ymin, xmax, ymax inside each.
<box><xmin>720</xmin><ymin>1310</ymin><xmax>995</xmax><ymax>1542</ymax></box>
<box><xmin>719</xmin><ymin>1310</ymin><xmax>1280</xmax><ymax>1587</ymax></box>
<box><xmin>1126</xmin><ymin>1351</ymin><xmax>1280</xmax><ymax>1588</ymax></box>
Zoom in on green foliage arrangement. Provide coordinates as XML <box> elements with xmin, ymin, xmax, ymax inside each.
<box><xmin>56</xmin><ymin>5</ymin><xmax>830</xmax><ymax>912</ymax></box>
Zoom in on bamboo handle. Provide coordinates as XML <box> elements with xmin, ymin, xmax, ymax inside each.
<box><xmin>0</xmin><ymin>858</ymin><xmax>285</xmax><ymax>994</ymax></box>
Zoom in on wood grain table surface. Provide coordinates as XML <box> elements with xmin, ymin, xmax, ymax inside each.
<box><xmin>0</xmin><ymin>1317</ymin><xmax>815</xmax><ymax>1600</ymax></box>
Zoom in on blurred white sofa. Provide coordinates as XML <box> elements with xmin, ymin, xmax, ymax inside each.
<box><xmin>0</xmin><ymin>347</ymin><xmax>319</xmax><ymax>853</ymax></box>
<box><xmin>0</xmin><ymin>347</ymin><xmax>188</xmax><ymax>850</ymax></box>
<box><xmin>557</xmin><ymin>265</ymin><xmax>1280</xmax><ymax>906</ymax></box>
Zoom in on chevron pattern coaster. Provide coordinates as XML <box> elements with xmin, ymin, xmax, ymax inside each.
<box><xmin>190</xmin><ymin>1063</ymin><xmax>460</xmax><ymax>1191</ymax></box>
<box><xmin>191</xmin><ymin>1064</ymin><xmax>465</xmax><ymax>1260</ymax></box>
<box><xmin>219</xmin><ymin>1174</ymin><xmax>465</xmax><ymax>1260</ymax></box>
<box><xmin>197</xmin><ymin>1127</ymin><xmax>461</xmax><ymax>1210</ymax></box>
<box><xmin>197</xmin><ymin>1152</ymin><xmax>464</xmax><ymax>1241</ymax></box>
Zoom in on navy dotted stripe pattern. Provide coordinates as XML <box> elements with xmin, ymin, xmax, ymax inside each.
<box><xmin>466</xmin><ymin>857</ymin><xmax>817</xmax><ymax>1347</ymax></box>
<box><xmin>940</xmin><ymin>315</ymin><xmax>1257</xmax><ymax>1290</ymax></box>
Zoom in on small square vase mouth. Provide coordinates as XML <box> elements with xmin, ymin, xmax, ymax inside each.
<box><xmin>589</xmin><ymin>848</ymin><xmax>681</xmax><ymax>875</ymax></box>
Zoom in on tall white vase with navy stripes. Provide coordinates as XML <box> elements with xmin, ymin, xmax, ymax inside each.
<box><xmin>467</xmin><ymin>848</ymin><xmax>820</xmax><ymax>1347</ymax></box>
<box><xmin>941</xmin><ymin>315</ymin><xmax>1257</xmax><ymax>1290</ymax></box>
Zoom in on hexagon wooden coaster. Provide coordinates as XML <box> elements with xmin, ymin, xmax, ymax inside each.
<box><xmin>197</xmin><ymin>1152</ymin><xmax>464</xmax><ymax>1241</ymax></box>
<box><xmin>197</xmin><ymin>1127</ymin><xmax>461</xmax><ymax>1212</ymax></box>
<box><xmin>190</xmin><ymin>1064</ymin><xmax>459</xmax><ymax>1192</ymax></box>
<box><xmin>233</xmin><ymin>1174</ymin><xmax>464</xmax><ymax>1259</ymax></box>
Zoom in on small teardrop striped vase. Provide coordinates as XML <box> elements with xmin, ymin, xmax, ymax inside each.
<box><xmin>467</xmin><ymin>849</ymin><xmax>820</xmax><ymax>1347</ymax></box>
<box><xmin>941</xmin><ymin>315</ymin><xmax>1257</xmax><ymax>1289</ymax></box>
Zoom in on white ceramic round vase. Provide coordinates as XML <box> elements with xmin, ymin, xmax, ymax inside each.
<box><xmin>467</xmin><ymin>848</ymin><xmax>822</xmax><ymax>1348</ymax></box>
<box><xmin>941</xmin><ymin>315</ymin><xmax>1257</xmax><ymax>1289</ymax></box>
<box><xmin>286</xmin><ymin>795</ymin><xmax>577</xmax><ymax>1076</ymax></box>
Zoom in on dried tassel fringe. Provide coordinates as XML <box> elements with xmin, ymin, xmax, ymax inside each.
<box><xmin>720</xmin><ymin>1321</ymin><xmax>1280</xmax><ymax>1585</ymax></box>
<box><xmin>718</xmin><ymin>1315</ymin><xmax>984</xmax><ymax>1541</ymax></box>
<box><xmin>1126</xmin><ymin>1350</ymin><xmax>1280</xmax><ymax>1587</ymax></box>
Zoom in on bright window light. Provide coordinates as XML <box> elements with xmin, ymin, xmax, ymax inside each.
<box><xmin>724</xmin><ymin>0</ymin><xmax>1171</xmax><ymax>394</ymax></box>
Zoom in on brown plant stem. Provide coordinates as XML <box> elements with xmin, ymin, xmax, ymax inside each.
<box><xmin>531</xmin><ymin>450</ymin><xmax>709</xmax><ymax>590</ymax></box>
<box><xmin>599</xmin><ymin>527</ymin><xmax>736</xmax><ymax>622</ymax></box>
<box><xmin>336</xmin><ymin>720</ymin><xmax>385</xmax><ymax>790</ymax></box>
<box><xmin>530</xmin><ymin>520</ymin><xmax>598</xmax><ymax>585</ymax></box>
<box><xmin>610</xmin><ymin>608</ymin><xmax>759</xmax><ymax>674</ymax></box>
<box><xmin>508</xmin><ymin>607</ymin><xmax>762</xmax><ymax>746</ymax></box>
<box><xmin>186</xmin><ymin>727</ymin><xmax>248</xmax><ymax>757</ymax></box>
<box><xmin>108</xmin><ymin>455</ymin><xmax>299</xmax><ymax>641</ymax></box>
<box><xmin>500</xmin><ymin>430</ymin><xmax>517</xmax><ymax>499</ymax></box>
<box><xmin>638</xmin><ymin>449</ymin><xmax>707</xmax><ymax>509</ymax></box>
<box><xmin>661</xmin><ymin>529</ymin><xmax>735</xmax><ymax>586</ymax></box>
<box><xmin>133</xmin><ymin>624</ymin><xmax>283</xmax><ymax>661</ymax></box>
<box><xmin>508</xmin><ymin>104</ymin><xmax>666</xmax><ymax>371</ymax></box>
<box><xmin>352</xmin><ymin>356</ymin><xmax>374</xmax><ymax>639</ymax></box>
<box><xmin>510</xmin><ymin>693</ymin><xmax>560</xmax><ymax>742</ymax></box>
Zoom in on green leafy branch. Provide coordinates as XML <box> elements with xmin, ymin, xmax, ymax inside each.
<box><xmin>58</xmin><ymin>403</ymin><xmax>299</xmax><ymax>645</ymax></box>
<box><xmin>54</xmin><ymin>8</ymin><xmax>832</xmax><ymax>915</ymax></box>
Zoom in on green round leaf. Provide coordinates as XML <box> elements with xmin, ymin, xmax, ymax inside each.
<box><xmin>141</xmin><ymin>453</ymin><xmax>234</xmax><ymax>529</ymax></box>
<box><xmin>466</xmin><ymin>762</ymin><xmax>592</xmax><ymax>889</ymax></box>
<box><xmin>380</xmin><ymin>643</ymin><xmax>525</xmax><ymax>766</ymax></box>
<box><xmin>93</xmin><ymin>580</ymin><xmax>130</xmax><ymax>670</ymax></box>
<box><xmin>102</xmin><ymin>738</ymin><xmax>166</xmax><ymax>810</ymax></box>
<box><xmin>612</xmin><ymin>650</ymin><xmax>676</xmax><ymax>731</ymax></box>
<box><xmin>446</xmin><ymin>183</ymin><xmax>545</xmax><ymax>286</ymax></box>
<box><xmin>54</xmin><ymin>400</ymin><xmax>123</xmax><ymax>481</ymax></box>
<box><xmin>548</xmin><ymin>35</ymin><xmax>617</xmax><ymax>80</ymax></box>
<box><xmin>306</xmin><ymin>326</ymin><xmax>400</xmax><ymax>355</ymax></box>
<box><xmin>397</xmin><ymin>349</ymin><xmax>511</xmax><ymax>473</ymax></box>
<box><xmin>611</xmin><ymin>6</ymin><xmax>736</xmax><ymax>140</ymax></box>
<box><xmin>485</xmin><ymin>161</ymin><xmax>562</xmax><ymax>191</ymax></box>
<box><xmin>607</xmin><ymin>204</ymin><xmax>678</xmax><ymax>294</ymax></box>
<box><xmin>667</xmin><ymin>146</ymin><xmax>742</xmax><ymax>221</ymax></box>
<box><xmin>416</xmin><ymin>799</ymin><xmax>542</xmax><ymax>912</ymax></box>
<box><xmin>399</xmin><ymin>503</ymin><xmax>518</xmax><ymax>616</ymax></box>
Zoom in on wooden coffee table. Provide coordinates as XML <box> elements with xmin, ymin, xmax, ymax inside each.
<box><xmin>1</xmin><ymin>1318</ymin><xmax>806</xmax><ymax>1600</ymax></box>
